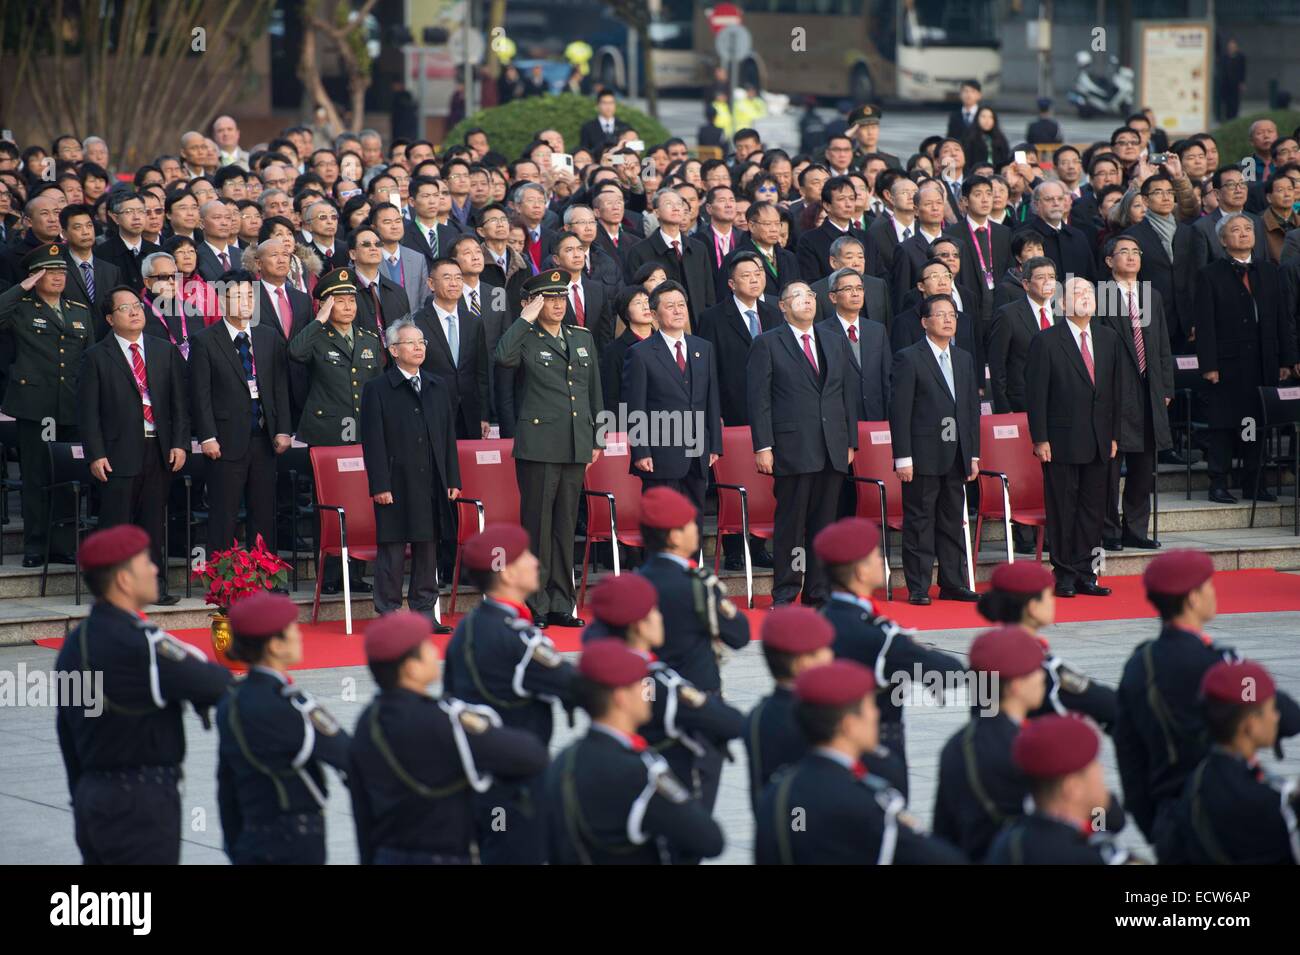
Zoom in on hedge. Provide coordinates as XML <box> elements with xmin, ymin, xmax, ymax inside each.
<box><xmin>444</xmin><ymin>93</ymin><xmax>672</xmax><ymax>160</ymax></box>
<box><xmin>1212</xmin><ymin>109</ymin><xmax>1300</xmax><ymax>166</ymax></box>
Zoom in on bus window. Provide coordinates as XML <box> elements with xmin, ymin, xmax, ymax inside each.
<box><xmin>904</xmin><ymin>0</ymin><xmax>999</xmax><ymax>48</ymax></box>
<box><xmin>647</xmin><ymin>0</ymin><xmax>696</xmax><ymax>51</ymax></box>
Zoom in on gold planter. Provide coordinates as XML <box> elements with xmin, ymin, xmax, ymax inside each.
<box><xmin>210</xmin><ymin>613</ymin><xmax>238</xmax><ymax>669</ymax></box>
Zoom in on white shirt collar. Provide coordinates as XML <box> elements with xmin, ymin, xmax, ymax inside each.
<box><xmin>787</xmin><ymin>322</ymin><xmax>815</xmax><ymax>347</ymax></box>
<box><xmin>926</xmin><ymin>335</ymin><xmax>951</xmax><ymax>361</ymax></box>
<box><xmin>205</xmin><ymin>240</ymin><xmax>230</xmax><ymax>257</ymax></box>
<box><xmin>1064</xmin><ymin>318</ymin><xmax>1093</xmax><ymax>352</ymax></box>
<box><xmin>433</xmin><ymin>301</ymin><xmax>459</xmax><ymax>324</ymax></box>
<box><xmin>224</xmin><ymin>318</ymin><xmax>250</xmax><ymax>340</ymax></box>
<box><xmin>114</xmin><ymin>332</ymin><xmax>144</xmax><ymax>356</ymax></box>
<box><xmin>261</xmin><ymin>278</ymin><xmax>286</xmax><ymax>296</ymax></box>
<box><xmin>398</xmin><ymin>365</ymin><xmax>421</xmax><ymax>383</ymax></box>
<box><xmin>838</xmin><ymin>314</ymin><xmax>859</xmax><ymax>335</ymax></box>
<box><xmin>892</xmin><ymin>215</ymin><xmax>914</xmax><ymax>241</ymax></box>
<box><xmin>69</xmin><ymin>249</ymin><xmax>93</xmax><ymax>267</ymax></box>
<box><xmin>658</xmin><ymin>228</ymin><xmax>683</xmax><ymax>249</ymax></box>
<box><xmin>659</xmin><ymin>328</ymin><xmax>685</xmax><ymax>351</ymax></box>
<box><xmin>733</xmin><ymin>295</ymin><xmax>759</xmax><ymax>317</ymax></box>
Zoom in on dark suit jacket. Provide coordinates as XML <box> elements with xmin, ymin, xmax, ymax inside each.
<box><xmin>63</xmin><ymin>252</ymin><xmax>121</xmax><ymax>339</ymax></box>
<box><xmin>888</xmin><ymin>338</ymin><xmax>980</xmax><ymax>474</ymax></box>
<box><xmin>623</xmin><ymin>333</ymin><xmax>722</xmax><ymax>478</ymax></box>
<box><xmin>1124</xmin><ymin>218</ymin><xmax>1196</xmax><ymax>344</ymax></box>
<box><xmin>140</xmin><ymin>292</ymin><xmax>204</xmax><ymax>358</ymax></box>
<box><xmin>188</xmin><ymin>321</ymin><xmax>292</xmax><ymax>459</ymax></box>
<box><xmin>735</xmin><ymin>234</ymin><xmax>801</xmax><ymax>299</ymax></box>
<box><xmin>1095</xmin><ymin>284</ymin><xmax>1175</xmax><ymax>451</ymax></box>
<box><xmin>947</xmin><ymin>109</ymin><xmax>978</xmax><ymax>140</ymax></box>
<box><xmin>1026</xmin><ymin>215</ymin><xmax>1096</xmax><ymax>284</ymax></box>
<box><xmin>563</xmin><ymin>275</ymin><xmax>615</xmax><ymax>357</ymax></box>
<box><xmin>890</xmin><ymin>302</ymin><xmax>982</xmax><ymax>379</ymax></box>
<box><xmin>796</xmin><ymin>221</ymin><xmax>881</xmax><ymax>285</ymax></box>
<box><xmin>354</xmin><ymin>273</ymin><xmax>412</xmax><ymax>339</ymax></box>
<box><xmin>946</xmin><ymin>217</ymin><xmax>1013</xmax><ymax>332</ymax></box>
<box><xmin>77</xmin><ymin>334</ymin><xmax>189</xmax><ymax>474</ymax></box>
<box><xmin>812</xmin><ymin>273</ymin><xmax>892</xmax><ymax>330</ymax></box>
<box><xmin>579</xmin><ymin>117</ymin><xmax>630</xmax><ymax>154</ymax></box>
<box><xmin>1026</xmin><ymin>320</ymin><xmax>1121</xmax><ymax>463</ymax></box>
<box><xmin>696</xmin><ymin>296</ymin><xmax>782</xmax><ymax>425</ymax></box>
<box><xmin>867</xmin><ymin>213</ymin><xmax>906</xmax><ymax>278</ymax></box>
<box><xmin>402</xmin><ymin>219</ymin><xmax>464</xmax><ymax>265</ymax></box>
<box><xmin>746</xmin><ymin>324</ymin><xmax>858</xmax><ymax>475</ymax></box>
<box><xmin>411</xmin><ymin>301</ymin><xmax>490</xmax><ymax>439</ymax></box>
<box><xmin>195</xmin><ymin>242</ymin><xmax>243</xmax><ymax>282</ymax></box>
<box><xmin>98</xmin><ymin>234</ymin><xmax>162</xmax><ymax>290</ymax></box>
<box><xmin>465</xmin><ymin>280</ymin><xmax>511</xmax><ymax>423</ymax></box>
<box><xmin>988</xmin><ymin>297</ymin><xmax>1050</xmax><ymax>413</ymax></box>
<box><xmin>888</xmin><ymin>229</ymin><xmax>948</xmax><ymax>314</ymax></box>
<box><xmin>1191</xmin><ymin>209</ymin><xmax>1268</xmax><ymax>269</ymax></box>
<box><xmin>256</xmin><ymin>282</ymin><xmax>314</xmax><ymax>420</ymax></box>
<box><xmin>308</xmin><ymin>242</ymin><xmax>350</xmax><ymax>270</ymax></box>
<box><xmin>593</xmin><ymin>223</ymin><xmax>642</xmax><ymax>274</ymax></box>
<box><xmin>623</xmin><ymin>231</ymin><xmax>717</xmax><ymax>331</ymax></box>
<box><xmin>601</xmin><ymin>326</ymin><xmax>648</xmax><ymax>412</ymax></box>
<box><xmin>817</xmin><ymin>315</ymin><xmax>891</xmax><ymax>421</ymax></box>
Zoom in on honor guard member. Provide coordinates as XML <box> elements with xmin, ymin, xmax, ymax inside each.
<box><xmin>289</xmin><ymin>268</ymin><xmax>383</xmax><ymax>595</ymax></box>
<box><xmin>545</xmin><ymin>639</ymin><xmax>725</xmax><ymax>865</ymax></box>
<box><xmin>216</xmin><ymin>593</ymin><xmax>352</xmax><ymax>864</ymax></box>
<box><xmin>443</xmin><ymin>524</ymin><xmax>579</xmax><ymax>864</ymax></box>
<box><xmin>1159</xmin><ymin>660</ymin><xmax>1300</xmax><ymax>865</ymax></box>
<box><xmin>755</xmin><ymin>660</ymin><xmax>965</xmax><ymax>865</ymax></box>
<box><xmin>933</xmin><ymin>626</ymin><xmax>1127</xmax><ymax>861</ymax></box>
<box><xmin>978</xmin><ymin>561</ymin><xmax>1118</xmax><ymax>732</ymax></box>
<box><xmin>582</xmin><ymin>573</ymin><xmax>745</xmax><ymax>829</ymax></box>
<box><xmin>987</xmin><ymin>715</ymin><xmax>1137</xmax><ymax>865</ymax></box>
<box><xmin>0</xmin><ymin>244</ymin><xmax>93</xmax><ymax>566</ymax></box>
<box><xmin>493</xmin><ymin>270</ymin><xmax>604</xmax><ymax>627</ymax></box>
<box><xmin>349</xmin><ymin>612</ymin><xmax>549</xmax><ymax>865</ymax></box>
<box><xmin>55</xmin><ymin>525</ymin><xmax>232</xmax><ymax>864</ymax></box>
<box><xmin>816</xmin><ymin>517</ymin><xmax>966</xmax><ymax>798</ymax></box>
<box><xmin>1116</xmin><ymin>550</ymin><xmax>1300</xmax><ymax>843</ymax></box>
<box><xmin>744</xmin><ymin>606</ymin><xmax>835</xmax><ymax>815</ymax></box>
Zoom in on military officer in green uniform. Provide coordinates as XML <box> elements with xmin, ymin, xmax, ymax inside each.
<box><xmin>288</xmin><ymin>267</ymin><xmax>383</xmax><ymax>594</ymax></box>
<box><xmin>494</xmin><ymin>270</ymin><xmax>604</xmax><ymax>628</ymax></box>
<box><xmin>0</xmin><ymin>244</ymin><xmax>92</xmax><ymax>566</ymax></box>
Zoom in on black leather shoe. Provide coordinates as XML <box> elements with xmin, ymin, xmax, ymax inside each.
<box><xmin>546</xmin><ymin>612</ymin><xmax>586</xmax><ymax>628</ymax></box>
<box><xmin>723</xmin><ymin>556</ymin><xmax>746</xmax><ymax>572</ymax></box>
<box><xmin>1054</xmin><ymin>584</ymin><xmax>1077</xmax><ymax>598</ymax></box>
<box><xmin>1208</xmin><ymin>487</ymin><xmax>1237</xmax><ymax>504</ymax></box>
<box><xmin>432</xmin><ymin>622</ymin><xmax>453</xmax><ymax>635</ymax></box>
<box><xmin>1247</xmin><ymin>487</ymin><xmax>1278</xmax><ymax>503</ymax></box>
<box><xmin>1122</xmin><ymin>532</ymin><xmax>1161</xmax><ymax>549</ymax></box>
<box><xmin>533</xmin><ymin>618</ymin><xmax>548</xmax><ymax>629</ymax></box>
<box><xmin>153</xmin><ymin>593</ymin><xmax>181</xmax><ymax>606</ymax></box>
<box><xmin>350</xmin><ymin>579</ymin><xmax>373</xmax><ymax>594</ymax></box>
<box><xmin>21</xmin><ymin>556</ymin><xmax>41</xmax><ymax>568</ymax></box>
<box><xmin>320</xmin><ymin>582</ymin><xmax>343</xmax><ymax>595</ymax></box>
<box><xmin>48</xmin><ymin>553</ymin><xmax>76</xmax><ymax>565</ymax></box>
<box><xmin>1102</xmin><ymin>537</ymin><xmax>1124</xmax><ymax>551</ymax></box>
<box><xmin>908</xmin><ymin>592</ymin><xmax>931</xmax><ymax>606</ymax></box>
<box><xmin>1077</xmin><ymin>581</ymin><xmax>1112</xmax><ymax>597</ymax></box>
<box><xmin>1013</xmin><ymin>541</ymin><xmax>1037</xmax><ymax>555</ymax></box>
<box><xmin>750</xmin><ymin>548</ymin><xmax>774</xmax><ymax>568</ymax></box>
<box><xmin>937</xmin><ymin>587</ymin><xmax>979</xmax><ymax>602</ymax></box>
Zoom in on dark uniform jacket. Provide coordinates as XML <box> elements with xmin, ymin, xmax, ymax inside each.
<box><xmin>986</xmin><ymin>813</ymin><xmax>1135</xmax><ymax>864</ymax></box>
<box><xmin>1028</xmin><ymin>641</ymin><xmax>1119</xmax><ymax>733</ymax></box>
<box><xmin>0</xmin><ymin>282</ymin><xmax>93</xmax><ymax>425</ymax></box>
<box><xmin>288</xmin><ymin>320</ymin><xmax>383</xmax><ymax>446</ymax></box>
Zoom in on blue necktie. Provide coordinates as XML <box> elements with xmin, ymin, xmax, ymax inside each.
<box><xmin>745</xmin><ymin>309</ymin><xmax>760</xmax><ymax>338</ymax></box>
<box><xmin>446</xmin><ymin>314</ymin><xmax>459</xmax><ymax>365</ymax></box>
<box><xmin>81</xmin><ymin>262</ymin><xmax>95</xmax><ymax>301</ymax></box>
<box><xmin>235</xmin><ymin>332</ymin><xmax>262</xmax><ymax>433</ymax></box>
<box><xmin>939</xmin><ymin>349</ymin><xmax>956</xmax><ymax>400</ymax></box>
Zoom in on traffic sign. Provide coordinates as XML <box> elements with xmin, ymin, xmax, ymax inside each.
<box><xmin>715</xmin><ymin>23</ymin><xmax>752</xmax><ymax>64</ymax></box>
<box><xmin>708</xmin><ymin>3</ymin><xmax>743</xmax><ymax>35</ymax></box>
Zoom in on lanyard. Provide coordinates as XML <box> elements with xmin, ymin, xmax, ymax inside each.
<box><xmin>149</xmin><ymin>294</ymin><xmax>186</xmax><ymax>345</ymax></box>
<box><xmin>968</xmin><ymin>219</ymin><xmax>995</xmax><ymax>289</ymax></box>
<box><xmin>712</xmin><ymin>229</ymin><xmax>730</xmax><ymax>268</ymax></box>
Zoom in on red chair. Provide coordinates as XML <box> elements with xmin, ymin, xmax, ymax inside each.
<box><xmin>578</xmin><ymin>433</ymin><xmax>645</xmax><ymax>607</ymax></box>
<box><xmin>974</xmin><ymin>413</ymin><xmax>1047</xmax><ymax>564</ymax></box>
<box><xmin>451</xmin><ymin>439</ymin><xmax>520</xmax><ymax>612</ymax></box>
<box><xmin>309</xmin><ymin>445</ymin><xmax>381</xmax><ymax>634</ymax></box>
<box><xmin>851</xmin><ymin>421</ymin><xmax>905</xmax><ymax>601</ymax></box>
<box><xmin>711</xmin><ymin>426</ymin><xmax>776</xmax><ymax>608</ymax></box>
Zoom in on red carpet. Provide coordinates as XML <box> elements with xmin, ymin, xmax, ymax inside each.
<box><xmin>34</xmin><ymin>570</ymin><xmax>1300</xmax><ymax>671</ymax></box>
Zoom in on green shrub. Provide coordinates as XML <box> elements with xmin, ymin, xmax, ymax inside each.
<box><xmin>1212</xmin><ymin>109</ymin><xmax>1300</xmax><ymax>166</ymax></box>
<box><xmin>444</xmin><ymin>92</ymin><xmax>671</xmax><ymax>159</ymax></box>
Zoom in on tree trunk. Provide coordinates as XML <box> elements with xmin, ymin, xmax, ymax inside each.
<box><xmin>641</xmin><ymin>30</ymin><xmax>659</xmax><ymax>118</ymax></box>
<box><xmin>298</xmin><ymin>21</ymin><xmax>345</xmax><ymax>133</ymax></box>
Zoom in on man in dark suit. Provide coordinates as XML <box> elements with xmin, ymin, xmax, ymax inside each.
<box><xmin>349</xmin><ymin>227</ymin><xmax>410</xmax><ymax>340</ymax></box>
<box><xmin>252</xmin><ymin>239</ymin><xmax>314</xmax><ymax>418</ymax></box>
<box><xmin>946</xmin><ymin>80</ymin><xmax>983</xmax><ymax>140</ymax></box>
<box><xmin>890</xmin><ymin>258</ymin><xmax>982</xmax><ymax>374</ymax></box>
<box><xmin>591</xmin><ymin>185</ymin><xmax>642</xmax><ymax>273</ymax></box>
<box><xmin>810</xmin><ymin>236</ymin><xmax>891</xmax><ymax>328</ymax></box>
<box><xmin>889</xmin><ymin>295</ymin><xmax>980</xmax><ymax>605</ymax></box>
<box><xmin>1026</xmin><ymin>180</ymin><xmax>1096</xmax><ymax>284</ymax></box>
<box><xmin>699</xmin><ymin>185</ymin><xmax>745</xmax><ymax>301</ymax></box>
<box><xmin>1195</xmin><ymin>213</ymin><xmax>1298</xmax><ymax>503</ymax></box>
<box><xmin>303</xmin><ymin>198</ymin><xmax>349</xmax><ymax>270</ymax></box>
<box><xmin>946</xmin><ymin>176</ymin><xmax>1012</xmax><ymax>345</ymax></box>
<box><xmin>624</xmin><ymin>280</ymin><xmax>723</xmax><ymax>512</ymax></box>
<box><xmin>579</xmin><ymin>90</ymin><xmax>630</xmax><ymax>153</ymax></box>
<box><xmin>739</xmin><ymin>201</ymin><xmax>800</xmax><ymax>299</ymax></box>
<box><xmin>1097</xmin><ymin>236</ymin><xmax>1175</xmax><ymax>549</ymax></box>
<box><xmin>888</xmin><ymin>179</ymin><xmax>950</xmax><ymax>312</ymax></box>
<box><xmin>866</xmin><ymin>174</ymin><xmax>918</xmax><ymax>278</ymax></box>
<box><xmin>79</xmin><ymin>286</ymin><xmax>189</xmax><ymax>604</ymax></box>
<box><xmin>188</xmin><ymin>271</ymin><xmax>293</xmax><ymax>552</ymax></box>
<box><xmin>624</xmin><ymin>189</ymin><xmax>716</xmax><ymax>331</ymax></box>
<box><xmin>140</xmin><ymin>252</ymin><xmax>203</xmax><ymax>359</ymax></box>
<box><xmin>61</xmin><ymin>203</ymin><xmax>120</xmax><ymax>338</ymax></box>
<box><xmin>1191</xmin><ymin>167</ymin><xmax>1268</xmax><ymax>269</ymax></box>
<box><xmin>1124</xmin><ymin>173</ymin><xmax>1197</xmax><ymax>351</ymax></box>
<box><xmin>360</xmin><ymin>318</ymin><xmax>461</xmax><ymax>629</ymax></box>
<box><xmin>410</xmin><ymin>257</ymin><xmax>489</xmax><ymax>440</ymax></box>
<box><xmin>795</xmin><ymin>176</ymin><xmax>881</xmax><ymax>283</ymax></box>
<box><xmin>99</xmin><ymin>191</ymin><xmax>161</xmax><ymax>290</ymax></box>
<box><xmin>552</xmin><ymin>230</ymin><xmax>615</xmax><ymax>358</ymax></box>
<box><xmin>988</xmin><ymin>256</ymin><xmax>1057</xmax><ymax>414</ymax></box>
<box><xmin>747</xmin><ymin>282</ymin><xmax>858</xmax><ymax>607</ymax></box>
<box><xmin>402</xmin><ymin>175</ymin><xmax>462</xmax><ymax>264</ymax></box>
<box><xmin>818</xmin><ymin>267</ymin><xmax>891</xmax><ymax>423</ymax></box>
<box><xmin>195</xmin><ymin>200</ymin><xmax>243</xmax><ymax>281</ymax></box>
<box><xmin>449</xmin><ymin>234</ymin><xmax>510</xmax><ymax>426</ymax></box>
<box><xmin>1026</xmin><ymin>278</ymin><xmax>1121</xmax><ymax>597</ymax></box>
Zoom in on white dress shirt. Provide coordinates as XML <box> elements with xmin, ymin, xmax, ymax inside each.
<box><xmin>115</xmin><ymin>333</ymin><xmax>155</xmax><ymax>434</ymax></box>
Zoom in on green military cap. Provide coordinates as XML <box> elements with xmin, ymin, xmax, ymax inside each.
<box><xmin>314</xmin><ymin>267</ymin><xmax>358</xmax><ymax>300</ymax></box>
<box><xmin>522</xmin><ymin>269</ymin><xmax>570</xmax><ymax>298</ymax></box>
<box><xmin>847</xmin><ymin>103</ymin><xmax>883</xmax><ymax>126</ymax></box>
<box><xmin>23</xmin><ymin>243</ymin><xmax>68</xmax><ymax>273</ymax></box>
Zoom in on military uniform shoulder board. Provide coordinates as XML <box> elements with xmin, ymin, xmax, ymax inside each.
<box><xmin>458</xmin><ymin>710</ymin><xmax>491</xmax><ymax>734</ymax></box>
<box><xmin>653</xmin><ymin>769</ymin><xmax>692</xmax><ymax>805</ymax></box>
<box><xmin>678</xmin><ymin>685</ymin><xmax>707</xmax><ymax>708</ymax></box>
<box><xmin>1056</xmin><ymin>660</ymin><xmax>1091</xmax><ymax>694</ymax></box>
<box><xmin>309</xmin><ymin>704</ymin><xmax>342</xmax><ymax>736</ymax></box>
<box><xmin>67</xmin><ymin>300</ymin><xmax>89</xmax><ymax>309</ymax></box>
<box><xmin>531</xmin><ymin>641</ymin><xmax>563</xmax><ymax>668</ymax></box>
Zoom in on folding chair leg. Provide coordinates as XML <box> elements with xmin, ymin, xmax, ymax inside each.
<box><xmin>450</xmin><ymin>548</ymin><xmax>463</xmax><ymax>617</ymax></box>
<box><xmin>1151</xmin><ymin>457</ymin><xmax>1160</xmax><ymax>545</ymax></box>
<box><xmin>40</xmin><ymin>496</ymin><xmax>53</xmax><ymax>598</ymax></box>
<box><xmin>578</xmin><ymin>537</ymin><xmax>592</xmax><ymax>609</ymax></box>
<box><xmin>960</xmin><ymin>485</ymin><xmax>976</xmax><ymax>591</ymax></box>
<box><xmin>312</xmin><ymin>550</ymin><xmax>325</xmax><ymax>623</ymax></box>
<box><xmin>713</xmin><ymin>532</ymin><xmax>722</xmax><ymax>574</ymax></box>
<box><xmin>741</xmin><ymin>535</ymin><xmax>754</xmax><ymax>609</ymax></box>
<box><xmin>341</xmin><ymin>545</ymin><xmax>353</xmax><ymax>635</ymax></box>
<box><xmin>883</xmin><ymin>529</ymin><xmax>893</xmax><ymax>602</ymax></box>
<box><xmin>185</xmin><ymin>481</ymin><xmax>193</xmax><ymax>599</ymax></box>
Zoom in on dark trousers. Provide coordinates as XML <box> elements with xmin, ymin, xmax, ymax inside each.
<box><xmin>97</xmin><ymin>437</ymin><xmax>171</xmax><ymax>583</ymax></box>
<box><xmin>662</xmin><ymin>738</ymin><xmax>724</xmax><ymax>864</ymax></box>
<box><xmin>1105</xmin><ymin>400</ymin><xmax>1156</xmax><ymax>540</ymax></box>
<box><xmin>516</xmin><ymin>459</ymin><xmax>584</xmax><ymax>617</ymax></box>
<box><xmin>374</xmin><ymin>539</ymin><xmax>439</xmax><ymax>615</ymax></box>
<box><xmin>900</xmin><ymin>456</ymin><xmax>969</xmax><ymax>596</ymax></box>
<box><xmin>74</xmin><ymin>769</ymin><xmax>180</xmax><ymax>865</ymax></box>
<box><xmin>229</xmin><ymin>812</ymin><xmax>326</xmax><ymax>865</ymax></box>
<box><xmin>18</xmin><ymin>417</ymin><xmax>77</xmax><ymax>558</ymax></box>
<box><xmin>771</xmin><ymin>462</ymin><xmax>842</xmax><ymax>605</ymax></box>
<box><xmin>640</xmin><ymin>471</ymin><xmax>708</xmax><ymax>514</ymax></box>
<box><xmin>1044</xmin><ymin>454</ymin><xmax>1109</xmax><ymax>586</ymax></box>
<box><xmin>206</xmin><ymin>431</ymin><xmax>275</xmax><ymax>551</ymax></box>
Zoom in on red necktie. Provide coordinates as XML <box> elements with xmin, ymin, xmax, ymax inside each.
<box><xmin>1128</xmin><ymin>291</ymin><xmax>1146</xmax><ymax>375</ymax></box>
<box><xmin>1080</xmin><ymin>329</ymin><xmax>1095</xmax><ymax>384</ymax></box>
<box><xmin>847</xmin><ymin>323</ymin><xmax>858</xmax><ymax>343</ymax></box>
<box><xmin>129</xmin><ymin>343</ymin><xmax>155</xmax><ymax>425</ymax></box>
<box><xmin>275</xmin><ymin>287</ymin><xmax>293</xmax><ymax>338</ymax></box>
<box><xmin>675</xmin><ymin>339</ymin><xmax>686</xmax><ymax>373</ymax></box>
<box><xmin>671</xmin><ymin>239</ymin><xmax>682</xmax><ymax>261</ymax></box>
<box><xmin>801</xmin><ymin>332</ymin><xmax>819</xmax><ymax>373</ymax></box>
<box><xmin>571</xmin><ymin>284</ymin><xmax>585</xmax><ymax>326</ymax></box>
<box><xmin>629</xmin><ymin>734</ymin><xmax>648</xmax><ymax>753</ymax></box>
<box><xmin>851</xmin><ymin>760</ymin><xmax>867</xmax><ymax>780</ymax></box>
<box><xmin>527</xmin><ymin>233</ymin><xmax>542</xmax><ymax>271</ymax></box>
<box><xmin>1039</xmin><ymin>306</ymin><xmax>1051</xmax><ymax>331</ymax></box>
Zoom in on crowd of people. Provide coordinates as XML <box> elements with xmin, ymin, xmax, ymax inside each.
<box><xmin>6</xmin><ymin>81</ymin><xmax>1300</xmax><ymax>865</ymax></box>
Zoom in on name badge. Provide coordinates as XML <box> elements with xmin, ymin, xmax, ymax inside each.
<box><xmin>576</xmin><ymin>347</ymin><xmax>589</xmax><ymax>358</ymax></box>
<box><xmin>993</xmin><ymin>424</ymin><xmax>1020</xmax><ymax>439</ymax></box>
<box><xmin>539</xmin><ymin>350</ymin><xmax>553</xmax><ymax>360</ymax></box>
<box><xmin>870</xmin><ymin>431</ymin><xmax>891</xmax><ymax>445</ymax></box>
<box><xmin>32</xmin><ymin>317</ymin><xmax>47</xmax><ymax>327</ymax></box>
<box><xmin>327</xmin><ymin>350</ymin><xmax>341</xmax><ymax>360</ymax></box>
<box><xmin>248</xmin><ymin>380</ymin><xmax>260</xmax><ymax>399</ymax></box>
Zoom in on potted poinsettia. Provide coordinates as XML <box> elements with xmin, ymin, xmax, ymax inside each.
<box><xmin>192</xmin><ymin>535</ymin><xmax>291</xmax><ymax>666</ymax></box>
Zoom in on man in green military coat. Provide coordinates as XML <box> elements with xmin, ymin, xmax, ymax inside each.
<box><xmin>0</xmin><ymin>244</ymin><xmax>92</xmax><ymax>565</ymax></box>
<box><xmin>288</xmin><ymin>267</ymin><xmax>383</xmax><ymax>594</ymax></box>
<box><xmin>494</xmin><ymin>269</ymin><xmax>603</xmax><ymax>627</ymax></box>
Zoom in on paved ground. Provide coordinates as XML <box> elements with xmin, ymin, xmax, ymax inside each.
<box><xmin>3</xmin><ymin>609</ymin><xmax>1298</xmax><ymax>865</ymax></box>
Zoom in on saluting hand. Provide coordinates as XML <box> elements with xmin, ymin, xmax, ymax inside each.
<box><xmin>19</xmin><ymin>269</ymin><xmax>44</xmax><ymax>291</ymax></box>
<box><xmin>316</xmin><ymin>296</ymin><xmax>334</xmax><ymax>323</ymax></box>
<box><xmin>521</xmin><ymin>295</ymin><xmax>545</xmax><ymax>323</ymax></box>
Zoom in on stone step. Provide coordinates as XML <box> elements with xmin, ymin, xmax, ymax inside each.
<box><xmin>0</xmin><ymin>552</ymin><xmax>318</xmax><ymax>600</ymax></box>
<box><xmin>974</xmin><ymin>494</ymin><xmax>1297</xmax><ymax>540</ymax></box>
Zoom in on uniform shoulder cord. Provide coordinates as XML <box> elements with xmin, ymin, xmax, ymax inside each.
<box><xmin>1189</xmin><ymin>760</ymin><xmax>1234</xmax><ymax>865</ymax></box>
<box><xmin>961</xmin><ymin>721</ymin><xmax>1005</xmax><ymax>825</ymax></box>
<box><xmin>226</xmin><ymin>683</ymin><xmax>295</xmax><ymax>813</ymax></box>
<box><xmin>559</xmin><ymin>745</ymin><xmax>639</xmax><ymax>863</ymax></box>
<box><xmin>367</xmin><ymin>705</ymin><xmax>468</xmax><ymax>799</ymax></box>
<box><xmin>773</xmin><ymin>768</ymin><xmax>800</xmax><ymax>866</ymax></box>
<box><xmin>462</xmin><ymin>613</ymin><xmax>529</xmax><ymax>710</ymax></box>
<box><xmin>1141</xmin><ymin>642</ymin><xmax>1181</xmax><ymax>766</ymax></box>
<box><xmin>78</xmin><ymin>618</ymin><xmax>157</xmax><ymax>718</ymax></box>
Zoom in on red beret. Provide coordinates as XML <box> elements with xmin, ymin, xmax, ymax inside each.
<box><xmin>968</xmin><ymin>625</ymin><xmax>1045</xmax><ymax>678</ymax></box>
<box><xmin>463</xmin><ymin>523</ymin><xmax>530</xmax><ymax>571</ymax></box>
<box><xmin>228</xmin><ymin>592</ymin><xmax>298</xmax><ymax>640</ymax></box>
<box><xmin>1013</xmin><ymin>714</ymin><xmax>1100</xmax><ymax>778</ymax></box>
<box><xmin>762</xmin><ymin>605</ymin><xmax>834</xmax><ymax>654</ymax></box>
<box><xmin>588</xmin><ymin>573</ymin><xmax>658</xmax><ymax>628</ymax></box>
<box><xmin>78</xmin><ymin>524</ymin><xmax>151</xmax><ymax>570</ymax></box>
<box><xmin>578</xmin><ymin>639</ymin><xmax>649</xmax><ymax>687</ymax></box>
<box><xmin>793</xmin><ymin>659</ymin><xmax>877</xmax><ymax>706</ymax></box>
<box><xmin>1143</xmin><ymin>549</ymin><xmax>1214</xmax><ymax>596</ymax></box>
<box><xmin>1200</xmin><ymin>660</ymin><xmax>1276</xmax><ymax>706</ymax></box>
<box><xmin>639</xmin><ymin>487</ymin><xmax>697</xmax><ymax>529</ymax></box>
<box><xmin>813</xmin><ymin>517</ymin><xmax>881</xmax><ymax>565</ymax></box>
<box><xmin>365</xmin><ymin>611</ymin><xmax>432</xmax><ymax>663</ymax></box>
<box><xmin>989</xmin><ymin>561</ymin><xmax>1054</xmax><ymax>596</ymax></box>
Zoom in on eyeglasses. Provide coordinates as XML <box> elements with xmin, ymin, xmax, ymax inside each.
<box><xmin>151</xmin><ymin>272</ymin><xmax>178</xmax><ymax>280</ymax></box>
<box><xmin>311</xmin><ymin>214</ymin><xmax>339</xmax><ymax>222</ymax></box>
<box><xmin>395</xmin><ymin>338</ymin><xmax>427</xmax><ymax>347</ymax></box>
<box><xmin>832</xmin><ymin>284</ymin><xmax>864</xmax><ymax>294</ymax></box>
<box><xmin>1220</xmin><ymin>180</ymin><xmax>1247</xmax><ymax>189</ymax></box>
<box><xmin>1114</xmin><ymin>138</ymin><xmax>1140</xmax><ymax>147</ymax></box>
<box><xmin>355</xmin><ymin>240</ymin><xmax>381</xmax><ymax>248</ymax></box>
<box><xmin>447</xmin><ymin>174</ymin><xmax>469</xmax><ymax>182</ymax></box>
<box><xmin>111</xmin><ymin>302</ymin><xmax>144</xmax><ymax>314</ymax></box>
<box><xmin>480</xmin><ymin>216</ymin><xmax>508</xmax><ymax>226</ymax></box>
